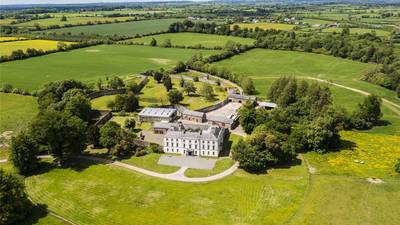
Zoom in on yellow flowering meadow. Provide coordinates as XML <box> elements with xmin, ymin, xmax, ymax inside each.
<box><xmin>305</xmin><ymin>131</ymin><xmax>400</xmax><ymax>178</ymax></box>
<box><xmin>0</xmin><ymin>39</ymin><xmax>75</xmax><ymax>56</ymax></box>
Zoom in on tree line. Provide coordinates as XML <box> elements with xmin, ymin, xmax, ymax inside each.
<box><xmin>233</xmin><ymin>76</ymin><xmax>383</xmax><ymax>172</ymax></box>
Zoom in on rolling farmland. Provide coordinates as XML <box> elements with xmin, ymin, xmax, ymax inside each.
<box><xmin>128</xmin><ymin>32</ymin><xmax>255</xmax><ymax>48</ymax></box>
<box><xmin>0</xmin><ymin>45</ymin><xmax>218</xmax><ymax>90</ymax></box>
<box><xmin>0</xmin><ymin>40</ymin><xmax>74</xmax><ymax>56</ymax></box>
<box><xmin>45</xmin><ymin>19</ymin><xmax>182</xmax><ymax>36</ymax></box>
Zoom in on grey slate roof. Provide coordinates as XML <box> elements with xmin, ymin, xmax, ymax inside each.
<box><xmin>163</xmin><ymin>123</ymin><xmax>223</xmax><ymax>141</ymax></box>
<box><xmin>228</xmin><ymin>93</ymin><xmax>256</xmax><ymax>100</ymax></box>
<box><xmin>182</xmin><ymin>109</ymin><xmax>205</xmax><ymax>118</ymax></box>
<box><xmin>138</xmin><ymin>107</ymin><xmax>176</xmax><ymax>118</ymax></box>
<box><xmin>206</xmin><ymin>114</ymin><xmax>235</xmax><ymax>124</ymax></box>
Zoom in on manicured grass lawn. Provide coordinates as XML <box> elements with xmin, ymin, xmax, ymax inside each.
<box><xmin>90</xmin><ymin>95</ymin><xmax>115</xmax><ymax>110</ymax></box>
<box><xmin>46</xmin><ymin>19</ymin><xmax>182</xmax><ymax>36</ymax></box>
<box><xmin>139</xmin><ymin>77</ymin><xmax>228</xmax><ymax>110</ymax></box>
<box><xmin>290</xmin><ymin>175</ymin><xmax>400</xmax><ymax>225</ymax></box>
<box><xmin>0</xmin><ymin>93</ymin><xmax>38</xmax><ymax>133</ymax></box>
<box><xmin>0</xmin><ymin>39</ymin><xmax>75</xmax><ymax>56</ymax></box>
<box><xmin>0</xmin><ymin>45</ymin><xmax>218</xmax><ymax>91</ymax></box>
<box><xmin>121</xmin><ymin>153</ymin><xmax>180</xmax><ymax>174</ymax></box>
<box><xmin>184</xmin><ymin>158</ymin><xmax>235</xmax><ymax>178</ymax></box>
<box><xmin>111</xmin><ymin>115</ymin><xmax>152</xmax><ymax>132</ymax></box>
<box><xmin>25</xmin><ymin>158</ymin><xmax>307</xmax><ymax>225</ymax></box>
<box><xmin>233</xmin><ymin>22</ymin><xmax>295</xmax><ymax>31</ymax></box>
<box><xmin>128</xmin><ymin>32</ymin><xmax>255</xmax><ymax>48</ymax></box>
<box><xmin>305</xmin><ymin>131</ymin><xmax>400</xmax><ymax>178</ymax></box>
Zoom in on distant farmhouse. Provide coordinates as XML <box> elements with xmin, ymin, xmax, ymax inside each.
<box><xmin>154</xmin><ymin>122</ymin><xmax>225</xmax><ymax>157</ymax></box>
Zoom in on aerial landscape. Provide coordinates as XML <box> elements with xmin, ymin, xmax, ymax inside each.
<box><xmin>0</xmin><ymin>0</ymin><xmax>399</xmax><ymax>225</ymax></box>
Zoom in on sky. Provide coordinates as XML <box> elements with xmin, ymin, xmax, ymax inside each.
<box><xmin>0</xmin><ymin>0</ymin><xmax>181</xmax><ymax>5</ymax></box>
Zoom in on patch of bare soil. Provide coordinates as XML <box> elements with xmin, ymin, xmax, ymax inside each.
<box><xmin>367</xmin><ymin>178</ymin><xmax>384</xmax><ymax>184</ymax></box>
<box><xmin>149</xmin><ymin>58</ymin><xmax>172</xmax><ymax>65</ymax></box>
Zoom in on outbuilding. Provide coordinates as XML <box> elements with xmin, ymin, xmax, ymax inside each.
<box><xmin>138</xmin><ymin>107</ymin><xmax>177</xmax><ymax>123</ymax></box>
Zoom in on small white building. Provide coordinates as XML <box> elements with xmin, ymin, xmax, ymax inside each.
<box><xmin>161</xmin><ymin>122</ymin><xmax>225</xmax><ymax>157</ymax></box>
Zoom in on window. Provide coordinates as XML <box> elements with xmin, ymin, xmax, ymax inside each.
<box><xmin>207</xmin><ymin>151</ymin><xmax>210</xmax><ymax>155</ymax></box>
<box><xmin>212</xmin><ymin>152</ymin><xmax>214</xmax><ymax>155</ymax></box>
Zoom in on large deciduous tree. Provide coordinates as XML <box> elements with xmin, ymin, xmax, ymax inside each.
<box><xmin>29</xmin><ymin>110</ymin><xmax>87</xmax><ymax>163</ymax></box>
<box><xmin>99</xmin><ymin>121</ymin><xmax>122</xmax><ymax>150</ymax></box>
<box><xmin>168</xmin><ymin>89</ymin><xmax>183</xmax><ymax>104</ymax></box>
<box><xmin>0</xmin><ymin>169</ymin><xmax>32</xmax><ymax>225</ymax></box>
<box><xmin>351</xmin><ymin>95</ymin><xmax>382</xmax><ymax>129</ymax></box>
<box><xmin>10</xmin><ymin>131</ymin><xmax>38</xmax><ymax>175</ymax></box>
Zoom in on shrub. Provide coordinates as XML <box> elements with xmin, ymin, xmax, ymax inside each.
<box><xmin>395</xmin><ymin>159</ymin><xmax>400</xmax><ymax>173</ymax></box>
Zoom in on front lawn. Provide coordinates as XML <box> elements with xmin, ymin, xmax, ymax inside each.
<box><xmin>184</xmin><ymin>158</ymin><xmax>235</xmax><ymax>178</ymax></box>
<box><xmin>25</xmin><ymin>158</ymin><xmax>307</xmax><ymax>225</ymax></box>
<box><xmin>121</xmin><ymin>153</ymin><xmax>180</xmax><ymax>174</ymax></box>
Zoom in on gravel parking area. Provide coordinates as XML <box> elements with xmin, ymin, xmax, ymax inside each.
<box><xmin>206</xmin><ymin>102</ymin><xmax>242</xmax><ymax>118</ymax></box>
<box><xmin>158</xmin><ymin>155</ymin><xmax>217</xmax><ymax>170</ymax></box>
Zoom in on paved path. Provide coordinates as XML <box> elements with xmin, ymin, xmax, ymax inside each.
<box><xmin>306</xmin><ymin>77</ymin><xmax>400</xmax><ymax>116</ymax></box>
<box><xmin>0</xmin><ymin>159</ymin><xmax>7</xmax><ymax>163</ymax></box>
<box><xmin>188</xmin><ymin>69</ymin><xmax>244</xmax><ymax>94</ymax></box>
<box><xmin>77</xmin><ymin>155</ymin><xmax>239</xmax><ymax>183</ymax></box>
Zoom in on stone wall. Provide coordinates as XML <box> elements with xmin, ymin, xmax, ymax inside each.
<box><xmin>197</xmin><ymin>98</ymin><xmax>229</xmax><ymax>113</ymax></box>
<box><xmin>88</xmin><ymin>76</ymin><xmax>149</xmax><ymax>99</ymax></box>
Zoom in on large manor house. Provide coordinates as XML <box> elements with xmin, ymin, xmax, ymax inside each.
<box><xmin>138</xmin><ymin>92</ymin><xmax>276</xmax><ymax>157</ymax></box>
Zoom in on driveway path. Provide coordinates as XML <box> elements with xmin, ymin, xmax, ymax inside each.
<box><xmin>77</xmin><ymin>155</ymin><xmax>239</xmax><ymax>183</ymax></box>
<box><xmin>306</xmin><ymin>77</ymin><xmax>400</xmax><ymax>116</ymax></box>
<box><xmin>187</xmin><ymin>69</ymin><xmax>244</xmax><ymax>94</ymax></box>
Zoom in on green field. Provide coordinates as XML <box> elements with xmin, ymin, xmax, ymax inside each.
<box><xmin>25</xmin><ymin>158</ymin><xmax>308</xmax><ymax>225</ymax></box>
<box><xmin>214</xmin><ymin>49</ymin><xmax>400</xmax><ymax>135</ymax></box>
<box><xmin>184</xmin><ymin>158</ymin><xmax>235</xmax><ymax>177</ymax></box>
<box><xmin>233</xmin><ymin>22</ymin><xmax>295</xmax><ymax>31</ymax></box>
<box><xmin>305</xmin><ymin>131</ymin><xmax>400</xmax><ymax>178</ymax></box>
<box><xmin>0</xmin><ymin>45</ymin><xmax>218</xmax><ymax>91</ymax></box>
<box><xmin>0</xmin><ymin>93</ymin><xmax>38</xmax><ymax>133</ymax></box>
<box><xmin>322</xmin><ymin>27</ymin><xmax>390</xmax><ymax>36</ymax></box>
<box><xmin>128</xmin><ymin>32</ymin><xmax>255</xmax><ymax>48</ymax></box>
<box><xmin>46</xmin><ymin>19</ymin><xmax>182</xmax><ymax>36</ymax></box>
<box><xmin>121</xmin><ymin>153</ymin><xmax>180</xmax><ymax>174</ymax></box>
<box><xmin>16</xmin><ymin>16</ymin><xmax>135</xmax><ymax>28</ymax></box>
<box><xmin>138</xmin><ymin>77</ymin><xmax>228</xmax><ymax>110</ymax></box>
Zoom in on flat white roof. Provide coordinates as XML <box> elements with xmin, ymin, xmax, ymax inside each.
<box><xmin>138</xmin><ymin>107</ymin><xmax>176</xmax><ymax>118</ymax></box>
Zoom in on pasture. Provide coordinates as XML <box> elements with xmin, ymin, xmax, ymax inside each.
<box><xmin>213</xmin><ymin>49</ymin><xmax>400</xmax><ymax>106</ymax></box>
<box><xmin>46</xmin><ymin>19</ymin><xmax>182</xmax><ymax>36</ymax></box>
<box><xmin>0</xmin><ymin>45</ymin><xmax>218</xmax><ymax>91</ymax></box>
<box><xmin>25</xmin><ymin>158</ymin><xmax>308</xmax><ymax>225</ymax></box>
<box><xmin>214</xmin><ymin>49</ymin><xmax>400</xmax><ymax>135</ymax></box>
<box><xmin>128</xmin><ymin>32</ymin><xmax>255</xmax><ymax>48</ymax></box>
<box><xmin>232</xmin><ymin>22</ymin><xmax>295</xmax><ymax>31</ymax></box>
<box><xmin>16</xmin><ymin>16</ymin><xmax>135</xmax><ymax>28</ymax></box>
<box><xmin>0</xmin><ymin>93</ymin><xmax>38</xmax><ymax>133</ymax></box>
<box><xmin>0</xmin><ymin>40</ymin><xmax>74</xmax><ymax>56</ymax></box>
